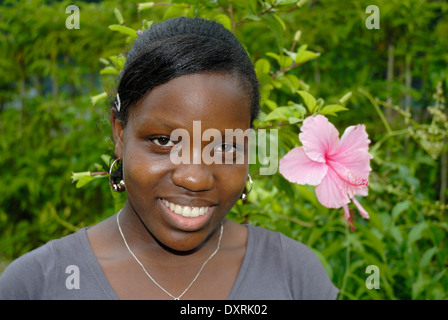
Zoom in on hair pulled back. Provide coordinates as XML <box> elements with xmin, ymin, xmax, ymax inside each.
<box><xmin>113</xmin><ymin>17</ymin><xmax>260</xmax><ymax>126</ymax></box>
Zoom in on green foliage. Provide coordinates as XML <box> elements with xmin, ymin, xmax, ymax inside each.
<box><xmin>1</xmin><ymin>0</ymin><xmax>447</xmax><ymax>300</ymax></box>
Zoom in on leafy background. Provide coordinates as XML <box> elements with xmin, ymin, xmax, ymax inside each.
<box><xmin>0</xmin><ymin>0</ymin><xmax>447</xmax><ymax>299</ymax></box>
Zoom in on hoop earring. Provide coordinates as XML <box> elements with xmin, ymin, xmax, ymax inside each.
<box><xmin>109</xmin><ymin>158</ymin><xmax>126</xmax><ymax>192</ymax></box>
<box><xmin>241</xmin><ymin>174</ymin><xmax>253</xmax><ymax>201</ymax></box>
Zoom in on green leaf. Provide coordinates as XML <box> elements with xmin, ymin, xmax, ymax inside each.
<box><xmin>419</xmin><ymin>247</ymin><xmax>438</xmax><ymax>269</ymax></box>
<box><xmin>100</xmin><ymin>66</ymin><xmax>119</xmax><ymax>75</ymax></box>
<box><xmin>71</xmin><ymin>171</ymin><xmax>108</xmax><ymax>188</ymax></box>
<box><xmin>255</xmin><ymin>58</ymin><xmax>270</xmax><ymax>76</ymax></box>
<box><xmin>265</xmin><ymin>106</ymin><xmax>295</xmax><ymax>122</ymax></box>
<box><xmin>110</xmin><ymin>55</ymin><xmax>126</xmax><ymax>71</ymax></box>
<box><xmin>243</xmin><ymin>13</ymin><xmax>261</xmax><ymax>22</ymax></box>
<box><xmin>297</xmin><ymin>90</ymin><xmax>317</xmax><ymax>113</ymax></box>
<box><xmin>277</xmin><ymin>74</ymin><xmax>296</xmax><ymax>93</ymax></box>
<box><xmin>285</xmin><ymin>74</ymin><xmax>300</xmax><ymax>92</ymax></box>
<box><xmin>277</xmin><ymin>0</ymin><xmax>299</xmax><ymax>5</ymax></box>
<box><xmin>261</xmin><ymin>15</ymin><xmax>285</xmax><ymax>47</ymax></box>
<box><xmin>407</xmin><ymin>222</ymin><xmax>428</xmax><ymax>248</ymax></box>
<box><xmin>213</xmin><ymin>14</ymin><xmax>232</xmax><ymax>31</ymax></box>
<box><xmin>295</xmin><ymin>44</ymin><xmax>320</xmax><ymax>65</ymax></box>
<box><xmin>71</xmin><ymin>172</ymin><xmax>94</xmax><ymax>188</ymax></box>
<box><xmin>288</xmin><ymin>102</ymin><xmax>307</xmax><ymax>116</ymax></box>
<box><xmin>392</xmin><ymin>200</ymin><xmax>410</xmax><ymax>221</ymax></box>
<box><xmin>108</xmin><ymin>24</ymin><xmax>138</xmax><ymax>37</ymax></box>
<box><xmin>90</xmin><ymin>92</ymin><xmax>107</xmax><ymax>105</ymax></box>
<box><xmin>163</xmin><ymin>5</ymin><xmax>189</xmax><ymax>20</ymax></box>
<box><xmin>389</xmin><ymin>226</ymin><xmax>403</xmax><ymax>245</ymax></box>
<box><xmin>319</xmin><ymin>104</ymin><xmax>349</xmax><ymax>116</ymax></box>
<box><xmin>272</xmin><ymin>14</ymin><xmax>286</xmax><ymax>31</ymax></box>
<box><xmin>101</xmin><ymin>154</ymin><xmax>112</xmax><ymax>167</ymax></box>
<box><xmin>288</xmin><ymin>116</ymin><xmax>302</xmax><ymax>124</ymax></box>
<box><xmin>114</xmin><ymin>8</ymin><xmax>124</xmax><ymax>25</ymax></box>
<box><xmin>99</xmin><ymin>58</ymin><xmax>110</xmax><ymax>66</ymax></box>
<box><xmin>266</xmin><ymin>52</ymin><xmax>293</xmax><ymax>69</ymax></box>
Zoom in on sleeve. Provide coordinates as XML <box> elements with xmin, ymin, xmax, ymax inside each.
<box><xmin>0</xmin><ymin>243</ymin><xmax>54</xmax><ymax>300</ymax></box>
<box><xmin>279</xmin><ymin>234</ymin><xmax>339</xmax><ymax>300</ymax></box>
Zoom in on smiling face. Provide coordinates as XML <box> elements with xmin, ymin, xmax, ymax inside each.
<box><xmin>112</xmin><ymin>72</ymin><xmax>252</xmax><ymax>252</ymax></box>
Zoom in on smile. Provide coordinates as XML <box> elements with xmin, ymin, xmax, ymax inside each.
<box><xmin>161</xmin><ymin>199</ymin><xmax>210</xmax><ymax>218</ymax></box>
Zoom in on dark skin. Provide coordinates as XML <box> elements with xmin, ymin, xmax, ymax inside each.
<box><xmin>87</xmin><ymin>73</ymin><xmax>251</xmax><ymax>299</ymax></box>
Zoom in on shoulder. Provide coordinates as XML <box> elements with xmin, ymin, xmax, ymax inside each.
<box><xmin>248</xmin><ymin>225</ymin><xmax>339</xmax><ymax>300</ymax></box>
<box><xmin>0</xmin><ymin>229</ymin><xmax>85</xmax><ymax>300</ymax></box>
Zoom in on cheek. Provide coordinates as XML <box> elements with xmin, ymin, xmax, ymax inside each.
<box><xmin>216</xmin><ymin>165</ymin><xmax>248</xmax><ymax>205</ymax></box>
<box><xmin>122</xmin><ymin>146</ymin><xmax>172</xmax><ymax>197</ymax></box>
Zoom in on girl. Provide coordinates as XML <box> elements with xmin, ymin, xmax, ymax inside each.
<box><xmin>0</xmin><ymin>17</ymin><xmax>338</xmax><ymax>300</ymax></box>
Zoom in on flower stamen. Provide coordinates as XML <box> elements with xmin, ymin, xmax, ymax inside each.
<box><xmin>327</xmin><ymin>161</ymin><xmax>369</xmax><ymax>187</ymax></box>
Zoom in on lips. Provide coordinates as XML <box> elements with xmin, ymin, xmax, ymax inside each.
<box><xmin>158</xmin><ymin>198</ymin><xmax>216</xmax><ymax>231</ymax></box>
<box><xmin>161</xmin><ymin>198</ymin><xmax>209</xmax><ymax>218</ymax></box>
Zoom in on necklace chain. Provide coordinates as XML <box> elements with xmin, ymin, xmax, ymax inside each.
<box><xmin>116</xmin><ymin>210</ymin><xmax>223</xmax><ymax>300</ymax></box>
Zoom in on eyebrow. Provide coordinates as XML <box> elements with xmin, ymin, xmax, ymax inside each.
<box><xmin>134</xmin><ymin>115</ymin><xmax>250</xmax><ymax>138</ymax></box>
<box><xmin>134</xmin><ymin>116</ymin><xmax>180</xmax><ymax>130</ymax></box>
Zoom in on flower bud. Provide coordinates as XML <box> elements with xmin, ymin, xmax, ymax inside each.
<box><xmin>339</xmin><ymin>91</ymin><xmax>353</xmax><ymax>105</ymax></box>
<box><xmin>294</xmin><ymin>30</ymin><xmax>302</xmax><ymax>43</ymax></box>
<box><xmin>137</xmin><ymin>2</ymin><xmax>154</xmax><ymax>12</ymax></box>
<box><xmin>114</xmin><ymin>8</ymin><xmax>124</xmax><ymax>25</ymax></box>
<box><xmin>296</xmin><ymin>0</ymin><xmax>308</xmax><ymax>8</ymax></box>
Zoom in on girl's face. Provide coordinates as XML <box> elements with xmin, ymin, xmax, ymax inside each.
<box><xmin>113</xmin><ymin>73</ymin><xmax>252</xmax><ymax>252</ymax></box>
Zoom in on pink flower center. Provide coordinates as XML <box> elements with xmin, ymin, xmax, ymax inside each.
<box><xmin>327</xmin><ymin>159</ymin><xmax>369</xmax><ymax>187</ymax></box>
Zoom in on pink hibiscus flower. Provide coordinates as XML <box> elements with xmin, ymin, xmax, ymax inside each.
<box><xmin>279</xmin><ymin>115</ymin><xmax>373</xmax><ymax>228</ymax></box>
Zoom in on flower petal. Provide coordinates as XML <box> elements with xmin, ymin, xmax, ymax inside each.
<box><xmin>328</xmin><ymin>124</ymin><xmax>373</xmax><ymax>182</ymax></box>
<box><xmin>315</xmin><ymin>168</ymin><xmax>350</xmax><ymax>208</ymax></box>
<box><xmin>352</xmin><ymin>197</ymin><xmax>370</xmax><ymax>219</ymax></box>
<box><xmin>279</xmin><ymin>147</ymin><xmax>328</xmax><ymax>185</ymax></box>
<box><xmin>339</xmin><ymin>124</ymin><xmax>371</xmax><ymax>153</ymax></box>
<box><xmin>299</xmin><ymin>115</ymin><xmax>340</xmax><ymax>163</ymax></box>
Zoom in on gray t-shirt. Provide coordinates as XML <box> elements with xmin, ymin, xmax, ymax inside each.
<box><xmin>0</xmin><ymin>225</ymin><xmax>338</xmax><ymax>300</ymax></box>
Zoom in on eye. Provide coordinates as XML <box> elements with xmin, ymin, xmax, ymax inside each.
<box><xmin>150</xmin><ymin>136</ymin><xmax>175</xmax><ymax>147</ymax></box>
<box><xmin>214</xmin><ymin>143</ymin><xmax>236</xmax><ymax>154</ymax></box>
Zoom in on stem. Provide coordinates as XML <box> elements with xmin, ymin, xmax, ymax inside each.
<box><xmin>386</xmin><ymin>43</ymin><xmax>395</xmax><ymax>122</ymax></box>
<box><xmin>228</xmin><ymin>2</ymin><xmax>235</xmax><ymax>34</ymax></box>
<box><xmin>235</xmin><ymin>4</ymin><xmax>276</xmax><ymax>27</ymax></box>
<box><xmin>276</xmin><ymin>214</ymin><xmax>314</xmax><ymax>228</ymax></box>
<box><xmin>370</xmin><ymin>129</ymin><xmax>408</xmax><ymax>154</ymax></box>
<box><xmin>256</xmin><ymin>121</ymin><xmax>296</xmax><ymax>130</ymax></box>
<box><xmin>90</xmin><ymin>171</ymin><xmax>108</xmax><ymax>176</ymax></box>
<box><xmin>338</xmin><ymin>223</ymin><xmax>351</xmax><ymax>299</ymax></box>
<box><xmin>440</xmin><ymin>151</ymin><xmax>447</xmax><ymax>204</ymax></box>
<box><xmin>358</xmin><ymin>88</ymin><xmax>393</xmax><ymax>133</ymax></box>
<box><xmin>404</xmin><ymin>52</ymin><xmax>412</xmax><ymax>113</ymax></box>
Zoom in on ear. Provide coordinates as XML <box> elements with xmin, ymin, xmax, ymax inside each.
<box><xmin>110</xmin><ymin>111</ymin><xmax>124</xmax><ymax>159</ymax></box>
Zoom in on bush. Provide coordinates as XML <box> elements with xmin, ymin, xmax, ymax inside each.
<box><xmin>1</xmin><ymin>0</ymin><xmax>447</xmax><ymax>300</ymax></box>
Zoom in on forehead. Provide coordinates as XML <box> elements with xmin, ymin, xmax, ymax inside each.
<box><xmin>129</xmin><ymin>73</ymin><xmax>252</xmax><ymax>131</ymax></box>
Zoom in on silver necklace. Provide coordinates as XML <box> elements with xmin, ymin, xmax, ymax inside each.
<box><xmin>116</xmin><ymin>210</ymin><xmax>224</xmax><ymax>300</ymax></box>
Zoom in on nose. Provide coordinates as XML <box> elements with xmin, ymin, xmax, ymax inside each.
<box><xmin>171</xmin><ymin>164</ymin><xmax>215</xmax><ymax>193</ymax></box>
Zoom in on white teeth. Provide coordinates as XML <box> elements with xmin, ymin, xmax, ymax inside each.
<box><xmin>161</xmin><ymin>199</ymin><xmax>209</xmax><ymax>218</ymax></box>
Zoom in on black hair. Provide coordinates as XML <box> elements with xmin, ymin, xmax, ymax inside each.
<box><xmin>113</xmin><ymin>16</ymin><xmax>260</xmax><ymax>126</ymax></box>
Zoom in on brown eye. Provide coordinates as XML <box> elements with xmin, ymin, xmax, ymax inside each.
<box><xmin>150</xmin><ymin>136</ymin><xmax>175</xmax><ymax>147</ymax></box>
<box><xmin>214</xmin><ymin>143</ymin><xmax>236</xmax><ymax>154</ymax></box>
